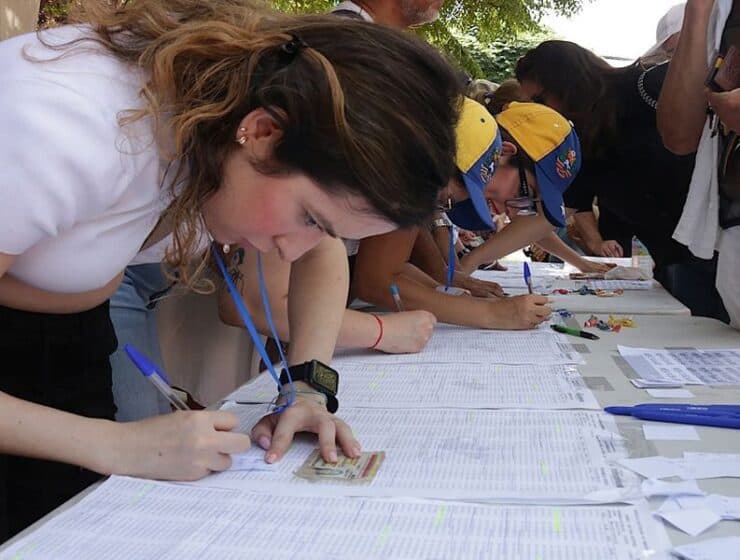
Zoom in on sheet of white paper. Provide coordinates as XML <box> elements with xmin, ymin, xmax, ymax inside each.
<box><xmin>641</xmin><ymin>479</ymin><xmax>705</xmax><ymax>499</ymax></box>
<box><xmin>0</xmin><ymin>477</ymin><xmax>671</xmax><ymax>560</ymax></box>
<box><xmin>619</xmin><ymin>346</ymin><xmax>740</xmax><ymax>385</ymax></box>
<box><xmin>645</xmin><ymin>388</ymin><xmax>695</xmax><ymax>398</ymax></box>
<box><xmin>683</xmin><ymin>453</ymin><xmax>740</xmax><ymax>479</ymax></box>
<box><xmin>620</xmin><ymin>454</ymin><xmax>740</xmax><ymax>481</ymax></box>
<box><xmin>618</xmin><ymin>456</ymin><xmax>685</xmax><ymax>479</ymax></box>
<box><xmin>673</xmin><ymin>537</ymin><xmax>740</xmax><ymax>560</ymax></box>
<box><xmin>225</xmin><ymin>363</ymin><xmax>599</xmax><ymax>410</ymax></box>
<box><xmin>196</xmin><ymin>405</ymin><xmax>639</xmax><ymax>503</ymax></box>
<box><xmin>643</xmin><ymin>424</ymin><xmax>700</xmax><ymax>441</ymax></box>
<box><xmin>631</xmin><ymin>379</ymin><xmax>684</xmax><ymax>389</ymax></box>
<box><xmin>579</xmin><ymin>279</ymin><xmax>656</xmax><ymax>291</ymax></box>
<box><xmin>670</xmin><ymin>495</ymin><xmax>740</xmax><ymax>520</ymax></box>
<box><xmin>656</xmin><ymin>508</ymin><xmax>722</xmax><ymax>536</ymax></box>
<box><xmin>333</xmin><ymin>325</ymin><xmax>585</xmax><ymax>366</ymax></box>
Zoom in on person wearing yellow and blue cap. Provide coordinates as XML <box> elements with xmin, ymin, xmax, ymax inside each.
<box><xmin>351</xmin><ymin>98</ymin><xmax>555</xmax><ymax>330</ymax></box>
<box><xmin>444</xmin><ymin>101</ymin><xmax>615</xmax><ymax>275</ymax></box>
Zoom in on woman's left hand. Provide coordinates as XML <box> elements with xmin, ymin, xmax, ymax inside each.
<box><xmin>251</xmin><ymin>382</ymin><xmax>361</xmax><ymax>464</ymax></box>
<box><xmin>455</xmin><ymin>273</ymin><xmax>506</xmax><ymax>297</ymax></box>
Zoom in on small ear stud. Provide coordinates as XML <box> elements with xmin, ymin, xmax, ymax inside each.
<box><xmin>237</xmin><ymin>137</ymin><xmax>246</xmax><ymax>145</ymax></box>
<box><xmin>236</xmin><ymin>127</ymin><xmax>247</xmax><ymax>144</ymax></box>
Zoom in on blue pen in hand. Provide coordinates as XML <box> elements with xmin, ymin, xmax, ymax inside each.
<box><xmin>124</xmin><ymin>344</ymin><xmax>190</xmax><ymax>411</ymax></box>
<box><xmin>523</xmin><ymin>262</ymin><xmax>533</xmax><ymax>294</ymax></box>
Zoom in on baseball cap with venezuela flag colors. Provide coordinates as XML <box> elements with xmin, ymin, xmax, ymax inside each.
<box><xmin>496</xmin><ymin>102</ymin><xmax>581</xmax><ymax>227</ymax></box>
<box><xmin>446</xmin><ymin>97</ymin><xmax>502</xmax><ymax>231</ymax></box>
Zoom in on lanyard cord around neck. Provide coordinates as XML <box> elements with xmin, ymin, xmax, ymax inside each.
<box><xmin>212</xmin><ymin>245</ymin><xmax>295</xmax><ymax>412</ymax></box>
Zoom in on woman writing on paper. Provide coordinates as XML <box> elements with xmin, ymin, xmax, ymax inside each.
<box><xmin>0</xmin><ymin>0</ymin><xmax>461</xmax><ymax>537</ymax></box>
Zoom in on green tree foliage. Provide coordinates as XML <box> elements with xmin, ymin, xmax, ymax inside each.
<box><xmin>271</xmin><ymin>1</ymin><xmax>586</xmax><ymax>77</ymax></box>
<box><xmin>455</xmin><ymin>30</ymin><xmax>554</xmax><ymax>81</ymax></box>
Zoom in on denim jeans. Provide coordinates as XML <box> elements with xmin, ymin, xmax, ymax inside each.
<box><xmin>109</xmin><ymin>263</ymin><xmax>173</xmax><ymax>421</ymax></box>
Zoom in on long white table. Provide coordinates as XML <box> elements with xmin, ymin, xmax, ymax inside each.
<box><xmin>2</xmin><ymin>314</ymin><xmax>739</xmax><ymax>554</ymax></box>
<box><xmin>564</xmin><ymin>313</ymin><xmax>740</xmax><ymax>546</ymax></box>
<box><xmin>475</xmin><ymin>258</ymin><xmax>690</xmax><ymax>315</ymax></box>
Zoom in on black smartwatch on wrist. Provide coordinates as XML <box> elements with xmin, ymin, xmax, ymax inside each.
<box><xmin>279</xmin><ymin>360</ymin><xmax>339</xmax><ymax>413</ymax></box>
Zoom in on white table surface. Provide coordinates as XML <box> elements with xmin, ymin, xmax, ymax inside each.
<box><xmin>476</xmin><ymin>258</ymin><xmax>690</xmax><ymax>315</ymax></box>
<box><xmin>3</xmin><ymin>315</ymin><xmax>739</xmax><ymax>553</ymax></box>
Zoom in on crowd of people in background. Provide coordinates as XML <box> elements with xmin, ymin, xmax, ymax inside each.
<box><xmin>0</xmin><ymin>0</ymin><xmax>738</xmax><ymax>541</ymax></box>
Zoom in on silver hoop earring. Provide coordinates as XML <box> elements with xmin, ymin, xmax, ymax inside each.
<box><xmin>223</xmin><ymin>244</ymin><xmax>231</xmax><ymax>254</ymax></box>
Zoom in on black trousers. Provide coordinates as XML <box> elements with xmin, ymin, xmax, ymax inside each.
<box><xmin>0</xmin><ymin>302</ymin><xmax>117</xmax><ymax>542</ymax></box>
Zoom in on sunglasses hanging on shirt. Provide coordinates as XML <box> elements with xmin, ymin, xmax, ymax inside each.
<box><xmin>504</xmin><ymin>158</ymin><xmax>539</xmax><ymax>216</ymax></box>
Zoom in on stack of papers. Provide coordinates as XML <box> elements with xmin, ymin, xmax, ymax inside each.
<box><xmin>619</xmin><ymin>346</ymin><xmax>740</xmax><ymax>385</ymax></box>
<box><xmin>333</xmin><ymin>327</ymin><xmax>585</xmax><ymax>366</ymax></box>
<box><xmin>200</xmin><ymin>405</ymin><xmax>640</xmax><ymax>504</ymax></box>
<box><xmin>0</xmin><ymin>476</ymin><xmax>671</xmax><ymax>560</ymax></box>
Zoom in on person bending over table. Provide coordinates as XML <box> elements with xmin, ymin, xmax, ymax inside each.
<box><xmin>219</xmin><ymin>246</ymin><xmax>438</xmax><ymax>355</ymax></box>
<box><xmin>352</xmin><ymin>99</ymin><xmax>552</xmax><ymax>330</ymax></box>
<box><xmin>0</xmin><ymin>0</ymin><xmax>462</xmax><ymax>538</ymax></box>
<box><xmin>451</xmin><ymin>102</ymin><xmax>612</xmax><ymax>276</ymax></box>
<box><xmin>515</xmin><ymin>40</ymin><xmax>727</xmax><ymax>321</ymax></box>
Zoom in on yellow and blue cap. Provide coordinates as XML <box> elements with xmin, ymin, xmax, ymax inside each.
<box><xmin>496</xmin><ymin>102</ymin><xmax>581</xmax><ymax>227</ymax></box>
<box><xmin>446</xmin><ymin>97</ymin><xmax>502</xmax><ymax>231</ymax></box>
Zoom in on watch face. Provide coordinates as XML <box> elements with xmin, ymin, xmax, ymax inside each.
<box><xmin>311</xmin><ymin>361</ymin><xmax>339</xmax><ymax>395</ymax></box>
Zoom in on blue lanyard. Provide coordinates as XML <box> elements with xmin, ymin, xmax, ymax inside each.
<box><xmin>212</xmin><ymin>245</ymin><xmax>294</xmax><ymax>412</ymax></box>
<box><xmin>446</xmin><ymin>227</ymin><xmax>455</xmax><ymax>291</ymax></box>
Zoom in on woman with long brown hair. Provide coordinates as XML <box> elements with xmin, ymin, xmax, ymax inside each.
<box><xmin>514</xmin><ymin>40</ymin><xmax>728</xmax><ymax>321</ymax></box>
<box><xmin>0</xmin><ymin>0</ymin><xmax>461</xmax><ymax>537</ymax></box>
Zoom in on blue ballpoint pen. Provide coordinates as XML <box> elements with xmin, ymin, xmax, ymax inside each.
<box><xmin>523</xmin><ymin>262</ymin><xmax>533</xmax><ymax>294</ymax></box>
<box><xmin>124</xmin><ymin>344</ymin><xmax>190</xmax><ymax>411</ymax></box>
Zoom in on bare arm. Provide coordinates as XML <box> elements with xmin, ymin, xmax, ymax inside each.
<box><xmin>217</xmin><ymin>248</ymin><xmax>435</xmax><ymax>353</ymax></box>
<box><xmin>458</xmin><ymin>214</ymin><xmax>553</xmax><ymax>274</ymax></box>
<box><xmin>354</xmin><ymin>239</ymin><xmax>549</xmax><ymax>329</ymax></box>
<box><xmin>657</xmin><ymin>0</ymin><xmax>715</xmax><ymax>154</ymax></box>
<box><xmin>286</xmin><ymin>237</ymin><xmax>348</xmax><ymax>364</ymax></box>
<box><xmin>0</xmin><ymin>252</ymin><xmax>250</xmax><ymax>479</ymax></box>
<box><xmin>572</xmin><ymin>211</ymin><xmax>624</xmax><ymax>258</ymax></box>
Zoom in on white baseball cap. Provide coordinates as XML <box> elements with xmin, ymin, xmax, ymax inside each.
<box><xmin>644</xmin><ymin>3</ymin><xmax>686</xmax><ymax>57</ymax></box>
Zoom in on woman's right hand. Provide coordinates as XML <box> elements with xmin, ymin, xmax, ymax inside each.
<box><xmin>375</xmin><ymin>310</ymin><xmax>437</xmax><ymax>354</ymax></box>
<box><xmin>485</xmin><ymin>294</ymin><xmax>551</xmax><ymax>330</ymax></box>
<box><xmin>593</xmin><ymin>240</ymin><xmax>624</xmax><ymax>258</ymax></box>
<box><xmin>112</xmin><ymin>410</ymin><xmax>251</xmax><ymax>481</ymax></box>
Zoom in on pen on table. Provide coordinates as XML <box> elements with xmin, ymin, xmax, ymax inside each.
<box><xmin>523</xmin><ymin>262</ymin><xmax>533</xmax><ymax>294</ymax></box>
<box><xmin>605</xmin><ymin>404</ymin><xmax>740</xmax><ymax>429</ymax></box>
<box><xmin>550</xmin><ymin>324</ymin><xmax>600</xmax><ymax>340</ymax></box>
<box><xmin>124</xmin><ymin>344</ymin><xmax>190</xmax><ymax>411</ymax></box>
<box><xmin>606</xmin><ymin>404</ymin><xmax>740</xmax><ymax>416</ymax></box>
<box><xmin>390</xmin><ymin>283</ymin><xmax>404</xmax><ymax>312</ymax></box>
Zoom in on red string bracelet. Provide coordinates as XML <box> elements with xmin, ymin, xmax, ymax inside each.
<box><xmin>369</xmin><ymin>314</ymin><xmax>383</xmax><ymax>349</ymax></box>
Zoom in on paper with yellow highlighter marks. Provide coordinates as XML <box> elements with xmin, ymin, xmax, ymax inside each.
<box><xmin>196</xmin><ymin>404</ymin><xmax>642</xmax><ymax>505</ymax></box>
<box><xmin>295</xmin><ymin>450</ymin><xmax>385</xmax><ymax>484</ymax></box>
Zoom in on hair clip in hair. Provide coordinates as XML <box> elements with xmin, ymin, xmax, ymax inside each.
<box><xmin>280</xmin><ymin>34</ymin><xmax>306</xmax><ymax>58</ymax></box>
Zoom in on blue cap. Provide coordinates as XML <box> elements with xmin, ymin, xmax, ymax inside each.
<box><xmin>446</xmin><ymin>98</ymin><xmax>502</xmax><ymax>232</ymax></box>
